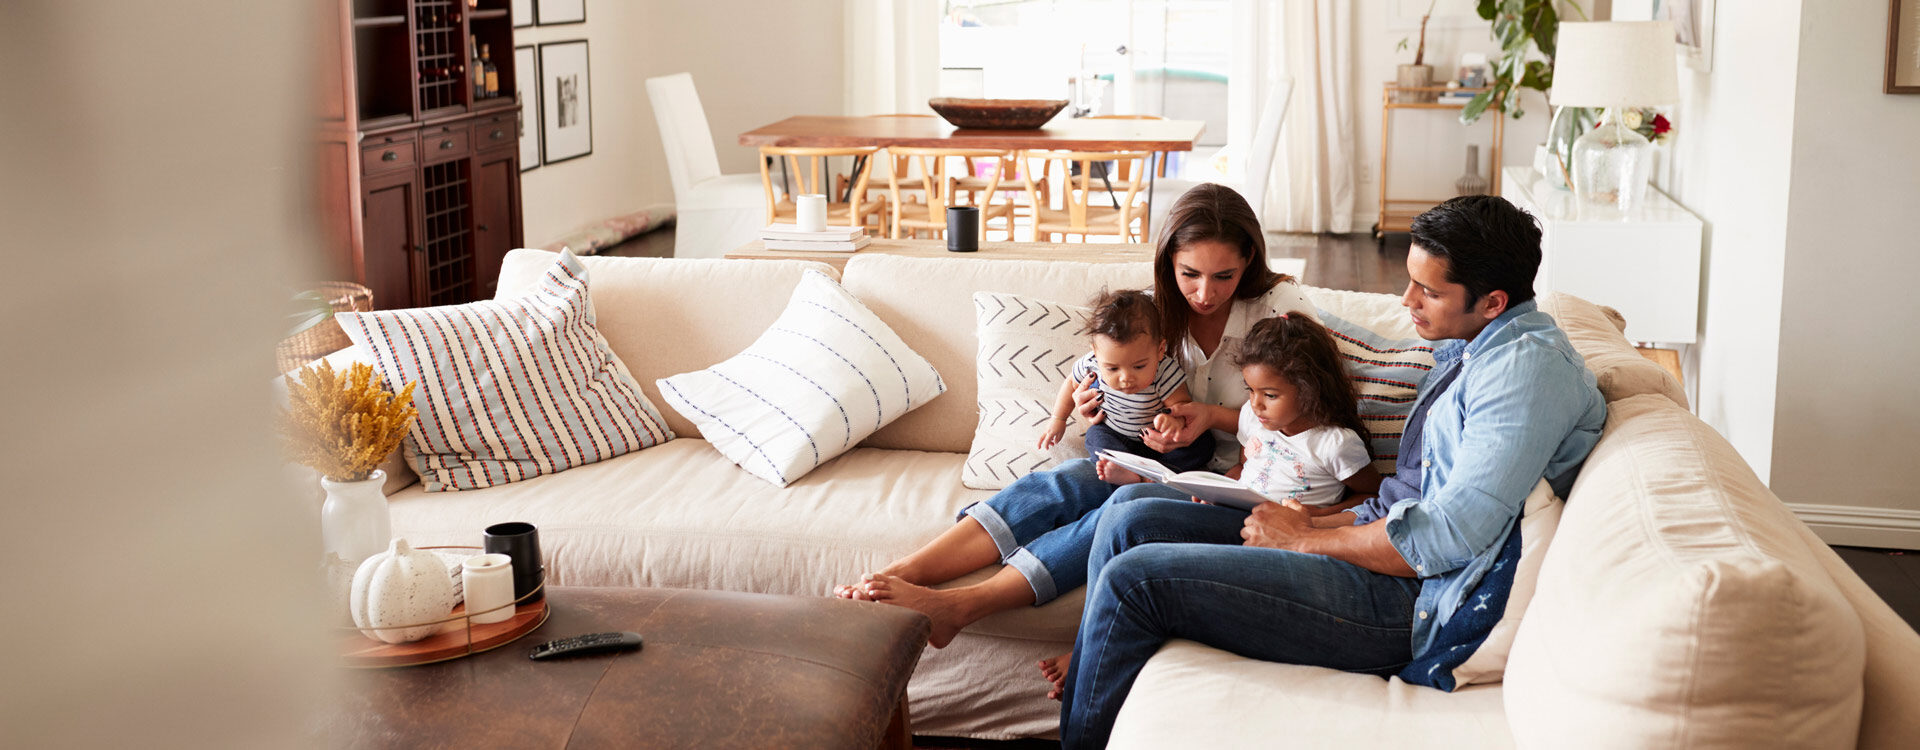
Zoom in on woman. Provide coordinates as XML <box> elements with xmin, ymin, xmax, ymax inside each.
<box><xmin>833</xmin><ymin>183</ymin><xmax>1307</xmax><ymax>647</ymax></box>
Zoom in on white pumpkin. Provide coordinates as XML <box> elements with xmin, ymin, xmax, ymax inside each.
<box><xmin>350</xmin><ymin>538</ymin><xmax>457</xmax><ymax>644</ymax></box>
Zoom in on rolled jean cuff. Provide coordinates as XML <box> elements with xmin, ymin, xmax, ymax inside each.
<box><xmin>1003</xmin><ymin>547</ymin><xmax>1059</xmax><ymax>605</ymax></box>
<box><xmin>962</xmin><ymin>502</ymin><xmax>1021</xmax><ymax>561</ymax></box>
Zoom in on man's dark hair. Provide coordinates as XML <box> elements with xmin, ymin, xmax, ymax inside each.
<box><xmin>1408</xmin><ymin>195</ymin><xmax>1542</xmax><ymax>309</ymax></box>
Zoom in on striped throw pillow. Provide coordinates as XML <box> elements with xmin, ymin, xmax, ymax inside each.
<box><xmin>336</xmin><ymin>250</ymin><xmax>673</xmax><ymax>492</ymax></box>
<box><xmin>1315</xmin><ymin>308</ymin><xmax>1435</xmax><ymax>476</ymax></box>
<box><xmin>656</xmin><ymin>270</ymin><xmax>945</xmax><ymax>487</ymax></box>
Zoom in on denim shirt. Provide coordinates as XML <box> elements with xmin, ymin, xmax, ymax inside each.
<box><xmin>1348</xmin><ymin>299</ymin><xmax>1605</xmax><ymax>658</ymax></box>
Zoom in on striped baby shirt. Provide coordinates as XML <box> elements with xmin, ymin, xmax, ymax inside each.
<box><xmin>1070</xmin><ymin>352</ymin><xmax>1187</xmax><ymax>439</ymax></box>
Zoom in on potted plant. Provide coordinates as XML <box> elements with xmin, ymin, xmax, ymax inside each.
<box><xmin>280</xmin><ymin>360</ymin><xmax>418</xmax><ymax>564</ymax></box>
<box><xmin>1395</xmin><ymin>0</ymin><xmax>1440</xmax><ymax>103</ymax></box>
<box><xmin>1459</xmin><ymin>0</ymin><xmax>1589</xmax><ymax>124</ymax></box>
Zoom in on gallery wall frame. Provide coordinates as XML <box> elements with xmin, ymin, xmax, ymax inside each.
<box><xmin>512</xmin><ymin>0</ymin><xmax>532</xmax><ymax>28</ymax></box>
<box><xmin>536</xmin><ymin>0</ymin><xmax>585</xmax><ymax>26</ymax></box>
<box><xmin>516</xmin><ymin>45</ymin><xmax>540</xmax><ymax>171</ymax></box>
<box><xmin>1890</xmin><ymin>0</ymin><xmax>1920</xmax><ymax>93</ymax></box>
<box><xmin>538</xmin><ymin>40</ymin><xmax>593</xmax><ymax>165</ymax></box>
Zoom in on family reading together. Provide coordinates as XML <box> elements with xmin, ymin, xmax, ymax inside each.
<box><xmin>833</xmin><ymin>183</ymin><xmax>1606</xmax><ymax>748</ymax></box>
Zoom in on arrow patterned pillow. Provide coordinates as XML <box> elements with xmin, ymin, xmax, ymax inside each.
<box><xmin>963</xmin><ymin>292</ymin><xmax>1094</xmax><ymax>490</ymax></box>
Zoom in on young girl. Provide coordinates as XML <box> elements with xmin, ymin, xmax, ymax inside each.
<box><xmin>1038</xmin><ymin>289</ymin><xmax>1215</xmax><ymax>476</ymax></box>
<box><xmin>1231</xmin><ymin>313</ymin><xmax>1380</xmax><ymax>508</ymax></box>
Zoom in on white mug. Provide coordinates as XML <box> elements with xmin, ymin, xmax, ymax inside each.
<box><xmin>462</xmin><ymin>553</ymin><xmax>517</xmax><ymax>625</ymax></box>
<box><xmin>795</xmin><ymin>194</ymin><xmax>828</xmax><ymax>233</ymax></box>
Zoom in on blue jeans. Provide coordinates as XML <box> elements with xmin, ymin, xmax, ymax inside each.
<box><xmin>965</xmin><ymin>457</ymin><xmax>1155</xmax><ymax>604</ymax></box>
<box><xmin>1082</xmin><ymin>422</ymin><xmax>1217</xmax><ymax>475</ymax></box>
<box><xmin>1059</xmin><ymin>495</ymin><xmax>1422</xmax><ymax>749</ymax></box>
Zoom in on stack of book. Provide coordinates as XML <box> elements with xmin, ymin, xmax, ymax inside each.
<box><xmin>760</xmin><ymin>224</ymin><xmax>870</xmax><ymax>252</ymax></box>
<box><xmin>1437</xmin><ymin>89</ymin><xmax>1478</xmax><ymax>106</ymax></box>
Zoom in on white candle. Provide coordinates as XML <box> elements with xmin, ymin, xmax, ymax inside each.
<box><xmin>795</xmin><ymin>193</ymin><xmax>828</xmax><ymax>233</ymax></box>
<box><xmin>461</xmin><ymin>553</ymin><xmax>516</xmax><ymax>625</ymax></box>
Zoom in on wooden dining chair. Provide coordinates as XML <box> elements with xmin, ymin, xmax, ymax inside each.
<box><xmin>1019</xmin><ymin>149</ymin><xmax>1151</xmax><ymax>243</ymax></box>
<box><xmin>758</xmin><ymin>146</ymin><xmax>887</xmax><ymax>234</ymax></box>
<box><xmin>951</xmin><ymin>151</ymin><xmax>1042</xmax><ymax>230</ymax></box>
<box><xmin>883</xmin><ymin>147</ymin><xmax>1015</xmax><ymax>241</ymax></box>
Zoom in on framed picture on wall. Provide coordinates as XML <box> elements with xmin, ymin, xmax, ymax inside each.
<box><xmin>511</xmin><ymin>0</ymin><xmax>532</xmax><ymax>28</ymax></box>
<box><xmin>1890</xmin><ymin>0</ymin><xmax>1920</xmax><ymax>93</ymax></box>
<box><xmin>516</xmin><ymin>45</ymin><xmax>540</xmax><ymax>171</ymax></box>
<box><xmin>538</xmin><ymin>40</ymin><xmax>592</xmax><ymax>165</ymax></box>
<box><xmin>536</xmin><ymin>0</ymin><xmax>585</xmax><ymax>26</ymax></box>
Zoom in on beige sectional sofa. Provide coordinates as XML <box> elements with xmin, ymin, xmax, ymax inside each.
<box><xmin>342</xmin><ymin>249</ymin><xmax>1920</xmax><ymax>745</ymax></box>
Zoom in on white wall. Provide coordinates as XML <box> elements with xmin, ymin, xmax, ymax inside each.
<box><xmin>1768</xmin><ymin>0</ymin><xmax>1920</xmax><ymax>545</ymax></box>
<box><xmin>1351</xmin><ymin>0</ymin><xmax>1553</xmax><ymax>231</ymax></box>
<box><xmin>517</xmin><ymin>1</ymin><xmax>845</xmax><ymax>245</ymax></box>
<box><xmin>1654</xmin><ymin>0</ymin><xmax>1804</xmax><ymax>484</ymax></box>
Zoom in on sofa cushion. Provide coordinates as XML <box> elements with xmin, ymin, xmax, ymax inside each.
<box><xmin>1311</xmin><ymin>305</ymin><xmax>1433</xmax><ymax>476</ymax></box>
<box><xmin>337</xmin><ymin>250</ymin><xmax>674</xmax><ymax>491</ymax></box>
<box><xmin>494</xmin><ymin>249</ymin><xmax>840</xmax><ymax>441</ymax></box>
<box><xmin>1112</xmin><ymin>640</ymin><xmax>1513</xmax><ymax>749</ymax></box>
<box><xmin>841</xmin><ymin>255</ymin><xmax>1153</xmax><ymax>454</ymax></box>
<box><xmin>1504</xmin><ymin>394</ymin><xmax>1865</xmax><ymax>748</ymax></box>
<box><xmin>1536</xmin><ymin>292</ymin><xmax>1687</xmax><ymax>408</ymax></box>
<box><xmin>655</xmin><ymin>270</ymin><xmax>945</xmax><ymax>486</ymax></box>
<box><xmin>963</xmin><ymin>291</ymin><xmax>1092</xmax><ymax>489</ymax></box>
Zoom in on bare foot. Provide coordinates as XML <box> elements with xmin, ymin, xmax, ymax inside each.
<box><xmin>1095</xmin><ymin>458</ymin><xmax>1145</xmax><ymax>485</ymax></box>
<box><xmin>832</xmin><ymin>573</ymin><xmax>883</xmax><ymax>601</ymax></box>
<box><xmin>862</xmin><ymin>574</ymin><xmax>970</xmax><ymax>648</ymax></box>
<box><xmin>1038</xmin><ymin>652</ymin><xmax>1071</xmax><ymax>701</ymax></box>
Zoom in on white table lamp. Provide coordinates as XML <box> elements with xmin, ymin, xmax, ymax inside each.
<box><xmin>1550</xmin><ymin>21</ymin><xmax>1680</xmax><ymax>212</ymax></box>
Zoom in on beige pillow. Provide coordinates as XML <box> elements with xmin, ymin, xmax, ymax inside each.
<box><xmin>1536</xmin><ymin>292</ymin><xmax>1687</xmax><ymax>408</ymax></box>
<box><xmin>963</xmin><ymin>292</ymin><xmax>1093</xmax><ymax>490</ymax></box>
<box><xmin>1504</xmin><ymin>394</ymin><xmax>1865</xmax><ymax>747</ymax></box>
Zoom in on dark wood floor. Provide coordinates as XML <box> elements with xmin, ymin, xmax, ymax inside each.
<box><xmin>603</xmin><ymin>225</ymin><xmax>1917</xmax><ymax>749</ymax></box>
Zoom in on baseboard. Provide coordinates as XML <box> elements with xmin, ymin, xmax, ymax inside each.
<box><xmin>1789</xmin><ymin>502</ymin><xmax>1920</xmax><ymax>550</ymax></box>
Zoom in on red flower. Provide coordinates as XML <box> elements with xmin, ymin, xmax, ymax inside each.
<box><xmin>1651</xmin><ymin>114</ymin><xmax>1671</xmax><ymax>134</ymax></box>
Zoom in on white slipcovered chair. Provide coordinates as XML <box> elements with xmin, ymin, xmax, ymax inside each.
<box><xmin>645</xmin><ymin>73</ymin><xmax>768</xmax><ymax>259</ymax></box>
<box><xmin>1149</xmin><ymin>77</ymin><xmax>1294</xmax><ymax>252</ymax></box>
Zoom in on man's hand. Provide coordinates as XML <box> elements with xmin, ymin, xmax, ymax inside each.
<box><xmin>1241</xmin><ymin>501</ymin><xmax>1315</xmax><ymax>551</ymax></box>
<box><xmin>1071</xmin><ymin>375</ymin><xmax>1104</xmax><ymax>424</ymax></box>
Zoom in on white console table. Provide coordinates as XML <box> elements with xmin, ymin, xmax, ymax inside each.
<box><xmin>1500</xmin><ymin>167</ymin><xmax>1703</xmax><ymax>345</ymax></box>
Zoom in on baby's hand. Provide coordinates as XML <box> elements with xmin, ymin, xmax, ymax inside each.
<box><xmin>1151</xmin><ymin>410</ymin><xmax>1179</xmax><ymax>435</ymax></box>
<box><xmin>1037</xmin><ymin>418</ymin><xmax>1068</xmax><ymax>450</ymax></box>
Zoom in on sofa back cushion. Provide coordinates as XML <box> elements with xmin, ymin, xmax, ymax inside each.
<box><xmin>1504</xmin><ymin>394</ymin><xmax>1866</xmax><ymax>748</ymax></box>
<box><xmin>1536</xmin><ymin>292</ymin><xmax>1687</xmax><ymax>408</ymax></box>
<box><xmin>841</xmin><ymin>255</ymin><xmax>1152</xmax><ymax>454</ymax></box>
<box><xmin>495</xmin><ymin>249</ymin><xmax>839</xmax><ymax>441</ymax></box>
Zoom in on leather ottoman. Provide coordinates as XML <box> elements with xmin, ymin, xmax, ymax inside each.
<box><xmin>320</xmin><ymin>587</ymin><xmax>931</xmax><ymax>749</ymax></box>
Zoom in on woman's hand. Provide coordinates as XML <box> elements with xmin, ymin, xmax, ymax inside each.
<box><xmin>1140</xmin><ymin>400</ymin><xmax>1212</xmax><ymax>453</ymax></box>
<box><xmin>1071</xmin><ymin>375</ymin><xmax>1104</xmax><ymax>425</ymax></box>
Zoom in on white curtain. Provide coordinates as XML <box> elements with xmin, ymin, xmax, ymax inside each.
<box><xmin>844</xmin><ymin>0</ymin><xmax>940</xmax><ymax>116</ymax></box>
<box><xmin>1231</xmin><ymin>0</ymin><xmax>1355</xmax><ymax>233</ymax></box>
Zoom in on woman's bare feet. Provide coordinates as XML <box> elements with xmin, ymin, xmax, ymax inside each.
<box><xmin>861</xmin><ymin>574</ymin><xmax>971</xmax><ymax>648</ymax></box>
<box><xmin>1095</xmin><ymin>457</ymin><xmax>1146</xmax><ymax>485</ymax></box>
<box><xmin>1038</xmin><ymin>652</ymin><xmax>1072</xmax><ymax>701</ymax></box>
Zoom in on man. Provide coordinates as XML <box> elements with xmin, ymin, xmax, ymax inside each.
<box><xmin>1057</xmin><ymin>195</ymin><xmax>1608</xmax><ymax>748</ymax></box>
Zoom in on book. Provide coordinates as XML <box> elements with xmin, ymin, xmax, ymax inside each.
<box><xmin>761</xmin><ymin>236</ymin><xmax>871</xmax><ymax>253</ymax></box>
<box><xmin>760</xmin><ymin>223</ymin><xmax>867</xmax><ymax>242</ymax></box>
<box><xmin>1096</xmin><ymin>450</ymin><xmax>1273</xmax><ymax>511</ymax></box>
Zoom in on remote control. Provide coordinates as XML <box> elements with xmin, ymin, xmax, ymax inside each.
<box><xmin>527</xmin><ymin>631</ymin><xmax>644</xmax><ymax>660</ymax></box>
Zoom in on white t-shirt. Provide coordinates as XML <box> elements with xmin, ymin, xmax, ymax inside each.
<box><xmin>1175</xmin><ymin>282</ymin><xmax>1316</xmax><ymax>470</ymax></box>
<box><xmin>1236</xmin><ymin>402</ymin><xmax>1371</xmax><ymax>507</ymax></box>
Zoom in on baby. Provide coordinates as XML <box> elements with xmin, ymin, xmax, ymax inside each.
<box><xmin>1039</xmin><ymin>289</ymin><xmax>1215</xmax><ymax>475</ymax></box>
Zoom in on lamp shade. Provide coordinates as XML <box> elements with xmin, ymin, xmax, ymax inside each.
<box><xmin>1550</xmin><ymin>21</ymin><xmax>1680</xmax><ymax>107</ymax></box>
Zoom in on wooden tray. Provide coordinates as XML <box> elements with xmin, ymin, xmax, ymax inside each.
<box><xmin>339</xmin><ymin>594</ymin><xmax>549</xmax><ymax>668</ymax></box>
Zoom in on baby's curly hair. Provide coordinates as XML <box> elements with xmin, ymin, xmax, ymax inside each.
<box><xmin>1084</xmin><ymin>289</ymin><xmax>1163</xmax><ymax>345</ymax></box>
<box><xmin>1235</xmin><ymin>314</ymin><xmax>1369</xmax><ymax>445</ymax></box>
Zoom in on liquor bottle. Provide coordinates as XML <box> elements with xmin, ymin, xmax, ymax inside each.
<box><xmin>481</xmin><ymin>44</ymin><xmax>499</xmax><ymax>99</ymax></box>
<box><xmin>471</xmin><ymin>35</ymin><xmax>486</xmax><ymax>100</ymax></box>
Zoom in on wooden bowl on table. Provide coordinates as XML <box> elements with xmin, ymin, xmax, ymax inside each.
<box><xmin>928</xmin><ymin>98</ymin><xmax>1069</xmax><ymax>130</ymax></box>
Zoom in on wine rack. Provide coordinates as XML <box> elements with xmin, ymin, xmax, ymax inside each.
<box><xmin>414</xmin><ymin>0</ymin><xmax>463</xmax><ymax>115</ymax></box>
<box><xmin>422</xmin><ymin>160</ymin><xmax>474</xmax><ymax>305</ymax></box>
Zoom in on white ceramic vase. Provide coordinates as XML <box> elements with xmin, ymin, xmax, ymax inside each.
<box><xmin>321</xmin><ymin>470</ymin><xmax>391</xmax><ymax>565</ymax></box>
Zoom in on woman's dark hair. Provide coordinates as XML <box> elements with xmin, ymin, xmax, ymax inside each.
<box><xmin>1408</xmin><ymin>195</ymin><xmax>1542</xmax><ymax>310</ymax></box>
<box><xmin>1235</xmin><ymin>314</ymin><xmax>1370</xmax><ymax>448</ymax></box>
<box><xmin>1152</xmin><ymin>183</ymin><xmax>1287</xmax><ymax>351</ymax></box>
<box><xmin>1084</xmin><ymin>289</ymin><xmax>1162</xmax><ymax>344</ymax></box>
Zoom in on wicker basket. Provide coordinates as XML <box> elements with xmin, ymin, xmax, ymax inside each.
<box><xmin>275</xmin><ymin>282</ymin><xmax>373</xmax><ymax>375</ymax></box>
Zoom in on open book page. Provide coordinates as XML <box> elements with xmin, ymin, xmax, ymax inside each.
<box><xmin>1097</xmin><ymin>450</ymin><xmax>1271</xmax><ymax>511</ymax></box>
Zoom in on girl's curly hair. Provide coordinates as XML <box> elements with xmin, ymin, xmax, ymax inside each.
<box><xmin>1235</xmin><ymin>314</ymin><xmax>1369</xmax><ymax>446</ymax></box>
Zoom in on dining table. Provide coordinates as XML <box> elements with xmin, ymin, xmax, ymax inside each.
<box><xmin>739</xmin><ymin>114</ymin><xmax>1206</xmax><ymax>221</ymax></box>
